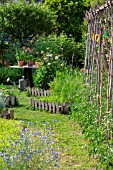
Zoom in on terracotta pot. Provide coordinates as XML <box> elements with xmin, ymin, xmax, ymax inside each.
<box><xmin>27</xmin><ymin>60</ymin><xmax>34</xmax><ymax>67</ymax></box>
<box><xmin>18</xmin><ymin>60</ymin><xmax>24</xmax><ymax>67</ymax></box>
<box><xmin>35</xmin><ymin>61</ymin><xmax>39</xmax><ymax>67</ymax></box>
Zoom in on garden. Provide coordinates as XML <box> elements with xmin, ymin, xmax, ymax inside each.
<box><xmin>0</xmin><ymin>0</ymin><xmax>113</xmax><ymax>170</ymax></box>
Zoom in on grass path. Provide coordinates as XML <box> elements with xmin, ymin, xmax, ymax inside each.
<box><xmin>11</xmin><ymin>89</ymin><xmax>96</xmax><ymax>170</ymax></box>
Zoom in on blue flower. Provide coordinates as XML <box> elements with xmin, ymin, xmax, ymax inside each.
<box><xmin>54</xmin><ymin>155</ymin><xmax>58</xmax><ymax>159</ymax></box>
<box><xmin>18</xmin><ymin>150</ymin><xmax>24</xmax><ymax>154</ymax></box>
<box><xmin>52</xmin><ymin>120</ymin><xmax>57</xmax><ymax>123</ymax></box>
<box><xmin>14</xmin><ymin>140</ymin><xmax>18</xmax><ymax>144</ymax></box>
<box><xmin>37</xmin><ymin>150</ymin><xmax>42</xmax><ymax>153</ymax></box>
<box><xmin>48</xmin><ymin>131</ymin><xmax>52</xmax><ymax>135</ymax></box>
<box><xmin>33</xmin><ymin>151</ymin><xmax>37</xmax><ymax>154</ymax></box>
<box><xmin>54</xmin><ymin>164</ymin><xmax>60</xmax><ymax>168</ymax></box>
<box><xmin>52</xmin><ymin>152</ymin><xmax>57</xmax><ymax>155</ymax></box>
<box><xmin>27</xmin><ymin>154</ymin><xmax>32</xmax><ymax>159</ymax></box>
<box><xmin>41</xmin><ymin>136</ymin><xmax>47</xmax><ymax>140</ymax></box>
<box><xmin>34</xmin><ymin>132</ymin><xmax>40</xmax><ymax>137</ymax></box>
<box><xmin>12</xmin><ymin>155</ymin><xmax>17</xmax><ymax>159</ymax></box>
<box><xmin>6</xmin><ymin>157</ymin><xmax>10</xmax><ymax>163</ymax></box>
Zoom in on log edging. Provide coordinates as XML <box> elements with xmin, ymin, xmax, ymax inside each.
<box><xmin>30</xmin><ymin>98</ymin><xmax>71</xmax><ymax>114</ymax></box>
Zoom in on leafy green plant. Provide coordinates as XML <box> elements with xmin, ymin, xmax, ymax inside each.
<box><xmin>0</xmin><ymin>120</ymin><xmax>60</xmax><ymax>169</ymax></box>
<box><xmin>0</xmin><ymin>67</ymin><xmax>24</xmax><ymax>84</ymax></box>
<box><xmin>0</xmin><ymin>1</ymin><xmax>56</xmax><ymax>41</ymax></box>
<box><xmin>33</xmin><ymin>48</ymin><xmax>66</xmax><ymax>89</ymax></box>
<box><xmin>34</xmin><ymin>33</ymin><xmax>85</xmax><ymax>67</ymax></box>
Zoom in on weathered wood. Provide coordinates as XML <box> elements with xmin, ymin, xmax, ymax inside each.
<box><xmin>63</xmin><ymin>102</ymin><xmax>69</xmax><ymax>113</ymax></box>
<box><xmin>40</xmin><ymin>89</ymin><xmax>43</xmax><ymax>96</ymax></box>
<box><xmin>35</xmin><ymin>100</ymin><xmax>38</xmax><ymax>109</ymax></box>
<box><xmin>1</xmin><ymin>110</ymin><xmax>7</xmax><ymax>118</ymax></box>
<box><xmin>48</xmin><ymin>102</ymin><xmax>52</xmax><ymax>112</ymax></box>
<box><xmin>56</xmin><ymin>103</ymin><xmax>60</xmax><ymax>113</ymax></box>
<box><xmin>10</xmin><ymin>110</ymin><xmax>14</xmax><ymax>119</ymax></box>
<box><xmin>41</xmin><ymin>101</ymin><xmax>45</xmax><ymax>110</ymax></box>
<box><xmin>37</xmin><ymin>89</ymin><xmax>41</xmax><ymax>98</ymax></box>
<box><xmin>38</xmin><ymin>101</ymin><xmax>42</xmax><ymax>110</ymax></box>
<box><xmin>52</xmin><ymin>102</ymin><xmax>56</xmax><ymax>113</ymax></box>
<box><xmin>11</xmin><ymin>96</ymin><xmax>16</xmax><ymax>106</ymax></box>
<box><xmin>5</xmin><ymin>96</ymin><xmax>11</xmax><ymax>107</ymax></box>
<box><xmin>32</xmin><ymin>87</ymin><xmax>35</xmax><ymax>96</ymax></box>
<box><xmin>30</xmin><ymin>98</ymin><xmax>33</xmax><ymax>106</ymax></box>
<box><xmin>45</xmin><ymin>102</ymin><xmax>49</xmax><ymax>111</ymax></box>
<box><xmin>44</xmin><ymin>90</ymin><xmax>47</xmax><ymax>96</ymax></box>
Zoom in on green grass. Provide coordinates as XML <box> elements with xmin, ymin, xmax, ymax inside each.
<box><xmin>0</xmin><ymin>86</ymin><xmax>96</xmax><ymax>170</ymax></box>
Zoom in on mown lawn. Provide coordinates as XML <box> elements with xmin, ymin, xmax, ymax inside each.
<box><xmin>0</xmin><ymin>87</ymin><xmax>96</xmax><ymax>170</ymax></box>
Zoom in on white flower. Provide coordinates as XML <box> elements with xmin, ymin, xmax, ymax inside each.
<box><xmin>48</xmin><ymin>63</ymin><xmax>51</xmax><ymax>66</ymax></box>
<box><xmin>47</xmin><ymin>54</ymin><xmax>52</xmax><ymax>57</ymax></box>
<box><xmin>55</xmin><ymin>56</ymin><xmax>58</xmax><ymax>60</ymax></box>
<box><xmin>41</xmin><ymin>51</ymin><xmax>45</xmax><ymax>54</ymax></box>
<box><xmin>7</xmin><ymin>77</ymin><xmax>10</xmax><ymax>82</ymax></box>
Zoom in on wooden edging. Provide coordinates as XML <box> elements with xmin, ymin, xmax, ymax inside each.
<box><xmin>27</xmin><ymin>87</ymin><xmax>51</xmax><ymax>98</ymax></box>
<box><xmin>1</xmin><ymin>109</ymin><xmax>14</xmax><ymax>119</ymax></box>
<box><xmin>5</xmin><ymin>96</ymin><xmax>17</xmax><ymax>107</ymax></box>
<box><xmin>30</xmin><ymin>98</ymin><xmax>71</xmax><ymax>114</ymax></box>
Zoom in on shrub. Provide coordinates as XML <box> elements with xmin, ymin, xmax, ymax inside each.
<box><xmin>33</xmin><ymin>48</ymin><xmax>66</xmax><ymax>89</ymax></box>
<box><xmin>0</xmin><ymin>67</ymin><xmax>24</xmax><ymax>84</ymax></box>
<box><xmin>0</xmin><ymin>1</ymin><xmax>56</xmax><ymax>40</ymax></box>
<box><xmin>34</xmin><ymin>33</ymin><xmax>85</xmax><ymax>67</ymax></box>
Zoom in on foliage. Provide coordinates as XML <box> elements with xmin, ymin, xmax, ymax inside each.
<box><xmin>34</xmin><ymin>33</ymin><xmax>85</xmax><ymax>67</ymax></box>
<box><xmin>0</xmin><ymin>87</ymin><xmax>96</xmax><ymax>169</ymax></box>
<box><xmin>0</xmin><ymin>67</ymin><xmax>24</xmax><ymax>84</ymax></box>
<box><xmin>0</xmin><ymin>118</ymin><xmax>22</xmax><ymax>151</ymax></box>
<box><xmin>0</xmin><ymin>120</ymin><xmax>60</xmax><ymax>169</ymax></box>
<box><xmin>47</xmin><ymin>69</ymin><xmax>81</xmax><ymax>103</ymax></box>
<box><xmin>16</xmin><ymin>46</ymin><xmax>38</xmax><ymax>62</ymax></box>
<box><xmin>70</xmin><ymin>71</ymin><xmax>113</xmax><ymax>169</ymax></box>
<box><xmin>33</xmin><ymin>48</ymin><xmax>66</xmax><ymax>89</ymax></box>
<box><xmin>0</xmin><ymin>90</ymin><xmax>4</xmax><ymax>112</ymax></box>
<box><xmin>44</xmin><ymin>0</ymin><xmax>88</xmax><ymax>41</ymax></box>
<box><xmin>0</xmin><ymin>1</ymin><xmax>56</xmax><ymax>40</ymax></box>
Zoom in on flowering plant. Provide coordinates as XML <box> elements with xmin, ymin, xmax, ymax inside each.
<box><xmin>16</xmin><ymin>46</ymin><xmax>27</xmax><ymax>61</ymax></box>
<box><xmin>33</xmin><ymin>48</ymin><xmax>66</xmax><ymax>89</ymax></box>
<box><xmin>16</xmin><ymin>46</ymin><xmax>36</xmax><ymax>61</ymax></box>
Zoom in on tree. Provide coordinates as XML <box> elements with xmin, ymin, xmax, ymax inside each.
<box><xmin>0</xmin><ymin>1</ymin><xmax>56</xmax><ymax>41</ymax></box>
<box><xmin>44</xmin><ymin>0</ymin><xmax>88</xmax><ymax>42</ymax></box>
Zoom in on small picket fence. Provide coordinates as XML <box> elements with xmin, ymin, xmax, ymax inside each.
<box><xmin>26</xmin><ymin>87</ymin><xmax>72</xmax><ymax>113</ymax></box>
<box><xmin>30</xmin><ymin>98</ymin><xmax>70</xmax><ymax>114</ymax></box>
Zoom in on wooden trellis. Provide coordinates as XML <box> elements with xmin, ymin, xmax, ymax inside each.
<box><xmin>84</xmin><ymin>0</ymin><xmax>113</xmax><ymax>139</ymax></box>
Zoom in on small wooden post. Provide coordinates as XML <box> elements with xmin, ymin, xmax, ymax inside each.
<box><xmin>40</xmin><ymin>89</ymin><xmax>43</xmax><ymax>96</ymax></box>
<box><xmin>44</xmin><ymin>90</ymin><xmax>47</xmax><ymax>96</ymax></box>
<box><xmin>45</xmin><ymin>102</ymin><xmax>48</xmax><ymax>111</ymax></box>
<box><xmin>42</xmin><ymin>101</ymin><xmax>45</xmax><ymax>110</ymax></box>
<box><xmin>1</xmin><ymin>110</ymin><xmax>7</xmax><ymax>118</ymax></box>
<box><xmin>10</xmin><ymin>110</ymin><xmax>14</xmax><ymax>119</ymax></box>
<box><xmin>52</xmin><ymin>102</ymin><xmax>56</xmax><ymax>113</ymax></box>
<box><xmin>35</xmin><ymin>100</ymin><xmax>38</xmax><ymax>109</ymax></box>
<box><xmin>38</xmin><ymin>101</ymin><xmax>42</xmax><ymax>110</ymax></box>
<box><xmin>32</xmin><ymin>87</ymin><xmax>35</xmax><ymax>96</ymax></box>
<box><xmin>56</xmin><ymin>103</ymin><xmax>60</xmax><ymax>113</ymax></box>
<box><xmin>5</xmin><ymin>96</ymin><xmax>11</xmax><ymax>107</ymax></box>
<box><xmin>11</xmin><ymin>96</ymin><xmax>16</xmax><ymax>106</ymax></box>
<box><xmin>63</xmin><ymin>102</ymin><xmax>69</xmax><ymax>113</ymax></box>
<box><xmin>48</xmin><ymin>102</ymin><xmax>52</xmax><ymax>112</ymax></box>
<box><xmin>30</xmin><ymin>98</ymin><xmax>32</xmax><ymax>106</ymax></box>
<box><xmin>37</xmin><ymin>89</ymin><xmax>41</xmax><ymax>98</ymax></box>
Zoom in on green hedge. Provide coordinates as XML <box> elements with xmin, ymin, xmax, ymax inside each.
<box><xmin>0</xmin><ymin>67</ymin><xmax>24</xmax><ymax>84</ymax></box>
